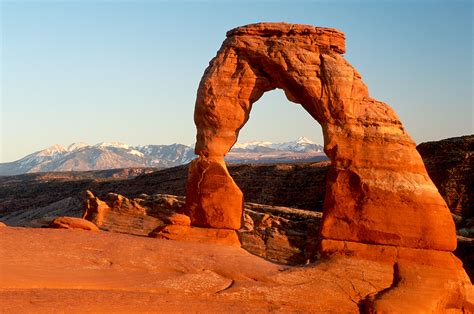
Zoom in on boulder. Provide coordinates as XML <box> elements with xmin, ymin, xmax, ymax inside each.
<box><xmin>48</xmin><ymin>217</ymin><xmax>99</xmax><ymax>231</ymax></box>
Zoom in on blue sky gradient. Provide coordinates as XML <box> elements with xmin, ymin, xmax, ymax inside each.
<box><xmin>1</xmin><ymin>0</ymin><xmax>472</xmax><ymax>162</ymax></box>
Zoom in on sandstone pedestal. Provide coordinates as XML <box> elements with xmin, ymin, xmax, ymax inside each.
<box><xmin>185</xmin><ymin>157</ymin><xmax>243</xmax><ymax>230</ymax></box>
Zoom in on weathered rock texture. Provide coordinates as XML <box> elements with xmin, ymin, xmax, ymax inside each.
<box><xmin>80</xmin><ymin>192</ymin><xmax>321</xmax><ymax>265</ymax></box>
<box><xmin>417</xmin><ymin>135</ymin><xmax>473</xmax><ymax>221</ymax></box>
<box><xmin>82</xmin><ymin>190</ymin><xmax>162</xmax><ymax>236</ymax></box>
<box><xmin>183</xmin><ymin>22</ymin><xmax>470</xmax><ymax>310</ymax></box>
<box><xmin>48</xmin><ymin>217</ymin><xmax>99</xmax><ymax>231</ymax></box>
<box><xmin>185</xmin><ymin>22</ymin><xmax>455</xmax><ymax>251</ymax></box>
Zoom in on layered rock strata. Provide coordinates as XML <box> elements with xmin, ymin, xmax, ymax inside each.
<box><xmin>80</xmin><ymin>192</ymin><xmax>322</xmax><ymax>264</ymax></box>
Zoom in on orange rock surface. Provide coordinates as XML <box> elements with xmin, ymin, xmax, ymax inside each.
<box><xmin>185</xmin><ymin>22</ymin><xmax>456</xmax><ymax>251</ymax></box>
<box><xmin>180</xmin><ymin>22</ymin><xmax>472</xmax><ymax>311</ymax></box>
<box><xmin>48</xmin><ymin>216</ymin><xmax>99</xmax><ymax>231</ymax></box>
<box><xmin>149</xmin><ymin>225</ymin><xmax>241</xmax><ymax>247</ymax></box>
<box><xmin>0</xmin><ymin>227</ymin><xmax>472</xmax><ymax>312</ymax></box>
<box><xmin>185</xmin><ymin>157</ymin><xmax>243</xmax><ymax>229</ymax></box>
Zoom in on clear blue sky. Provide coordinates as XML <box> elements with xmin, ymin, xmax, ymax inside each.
<box><xmin>1</xmin><ymin>0</ymin><xmax>472</xmax><ymax>162</ymax></box>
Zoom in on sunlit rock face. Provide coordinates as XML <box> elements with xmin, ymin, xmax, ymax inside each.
<box><xmin>185</xmin><ymin>22</ymin><xmax>455</xmax><ymax>251</ymax></box>
<box><xmin>183</xmin><ymin>23</ymin><xmax>472</xmax><ymax>311</ymax></box>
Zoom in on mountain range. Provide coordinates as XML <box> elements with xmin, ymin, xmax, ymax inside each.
<box><xmin>0</xmin><ymin>137</ymin><xmax>325</xmax><ymax>176</ymax></box>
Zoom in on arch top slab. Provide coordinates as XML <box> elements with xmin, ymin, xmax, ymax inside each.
<box><xmin>226</xmin><ymin>22</ymin><xmax>346</xmax><ymax>54</ymax></box>
<box><xmin>185</xmin><ymin>22</ymin><xmax>457</xmax><ymax>252</ymax></box>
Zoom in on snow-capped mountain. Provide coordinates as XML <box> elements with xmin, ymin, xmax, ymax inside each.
<box><xmin>0</xmin><ymin>137</ymin><xmax>326</xmax><ymax>175</ymax></box>
<box><xmin>232</xmin><ymin>136</ymin><xmax>322</xmax><ymax>153</ymax></box>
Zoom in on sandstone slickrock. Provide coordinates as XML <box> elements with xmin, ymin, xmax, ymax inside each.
<box><xmin>0</xmin><ymin>222</ymin><xmax>6</xmax><ymax>227</ymax></box>
<box><xmin>1</xmin><ymin>228</ymin><xmax>472</xmax><ymax>312</ymax></box>
<box><xmin>185</xmin><ymin>22</ymin><xmax>456</xmax><ymax>251</ymax></box>
<box><xmin>149</xmin><ymin>225</ymin><xmax>241</xmax><ymax>247</ymax></box>
<box><xmin>48</xmin><ymin>216</ymin><xmax>99</xmax><ymax>231</ymax></box>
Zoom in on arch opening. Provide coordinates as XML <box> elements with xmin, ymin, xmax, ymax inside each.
<box><xmin>226</xmin><ymin>88</ymin><xmax>328</xmax><ymax>211</ymax></box>
<box><xmin>230</xmin><ymin>88</ymin><xmax>325</xmax><ymax>160</ymax></box>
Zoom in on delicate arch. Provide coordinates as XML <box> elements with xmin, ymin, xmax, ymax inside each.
<box><xmin>185</xmin><ymin>23</ymin><xmax>456</xmax><ymax>251</ymax></box>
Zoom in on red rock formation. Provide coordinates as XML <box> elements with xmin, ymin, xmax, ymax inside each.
<box><xmin>185</xmin><ymin>22</ymin><xmax>455</xmax><ymax>251</ymax></box>
<box><xmin>48</xmin><ymin>217</ymin><xmax>99</xmax><ymax>231</ymax></box>
<box><xmin>185</xmin><ymin>158</ymin><xmax>243</xmax><ymax>229</ymax></box>
<box><xmin>82</xmin><ymin>190</ymin><xmax>162</xmax><ymax>236</ymax></box>
<box><xmin>184</xmin><ymin>22</ymin><xmax>470</xmax><ymax>310</ymax></box>
<box><xmin>82</xmin><ymin>190</ymin><xmax>109</xmax><ymax>226</ymax></box>
<box><xmin>1</xmin><ymin>227</ymin><xmax>472</xmax><ymax>312</ymax></box>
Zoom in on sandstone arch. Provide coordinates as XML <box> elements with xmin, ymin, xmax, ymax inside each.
<box><xmin>184</xmin><ymin>23</ymin><xmax>456</xmax><ymax>252</ymax></box>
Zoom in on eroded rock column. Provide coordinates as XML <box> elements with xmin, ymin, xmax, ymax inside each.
<box><xmin>185</xmin><ymin>157</ymin><xmax>243</xmax><ymax>229</ymax></box>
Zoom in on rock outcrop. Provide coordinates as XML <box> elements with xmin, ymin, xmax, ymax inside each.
<box><xmin>417</xmin><ymin>135</ymin><xmax>474</xmax><ymax>280</ymax></box>
<box><xmin>82</xmin><ymin>190</ymin><xmax>162</xmax><ymax>236</ymax></box>
<box><xmin>48</xmin><ymin>217</ymin><xmax>99</xmax><ymax>231</ymax></box>
<box><xmin>185</xmin><ymin>22</ymin><xmax>455</xmax><ymax>250</ymax></box>
<box><xmin>184</xmin><ymin>22</ymin><xmax>470</xmax><ymax>311</ymax></box>
<box><xmin>80</xmin><ymin>192</ymin><xmax>322</xmax><ymax>265</ymax></box>
<box><xmin>417</xmin><ymin>135</ymin><xmax>473</xmax><ymax>221</ymax></box>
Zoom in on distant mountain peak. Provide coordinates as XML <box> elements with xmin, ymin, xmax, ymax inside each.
<box><xmin>66</xmin><ymin>142</ymin><xmax>89</xmax><ymax>152</ymax></box>
<box><xmin>296</xmin><ymin>136</ymin><xmax>315</xmax><ymax>144</ymax></box>
<box><xmin>94</xmin><ymin>142</ymin><xmax>130</xmax><ymax>150</ymax></box>
<box><xmin>38</xmin><ymin>144</ymin><xmax>67</xmax><ymax>156</ymax></box>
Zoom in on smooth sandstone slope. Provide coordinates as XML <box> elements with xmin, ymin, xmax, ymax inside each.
<box><xmin>1</xmin><ymin>227</ymin><xmax>471</xmax><ymax>313</ymax></box>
